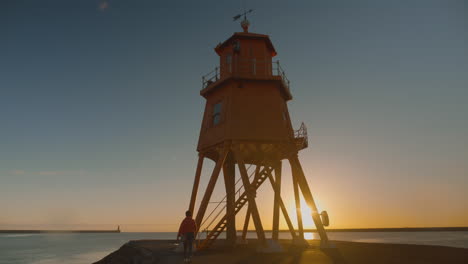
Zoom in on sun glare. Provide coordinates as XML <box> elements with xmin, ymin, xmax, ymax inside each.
<box><xmin>300</xmin><ymin>199</ymin><xmax>316</xmax><ymax>229</ymax></box>
<box><xmin>304</xmin><ymin>232</ymin><xmax>315</xmax><ymax>240</ymax></box>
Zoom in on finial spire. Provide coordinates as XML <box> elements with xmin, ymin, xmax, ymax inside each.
<box><xmin>233</xmin><ymin>9</ymin><xmax>253</xmax><ymax>33</ymax></box>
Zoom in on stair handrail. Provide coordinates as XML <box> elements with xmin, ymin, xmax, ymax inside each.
<box><xmin>198</xmin><ymin>164</ymin><xmax>253</xmax><ymax>230</ymax></box>
<box><xmin>200</xmin><ymin>165</ymin><xmax>261</xmax><ymax>233</ymax></box>
<box><xmin>197</xmin><ymin>165</ymin><xmax>273</xmax><ymax>248</ymax></box>
<box><xmin>197</xmin><ymin>164</ymin><xmax>263</xmax><ymax>240</ymax></box>
<box><xmin>196</xmin><ymin>146</ymin><xmax>275</xmax><ymax>245</ymax></box>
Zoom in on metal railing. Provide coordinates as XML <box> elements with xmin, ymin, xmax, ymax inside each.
<box><xmin>294</xmin><ymin>122</ymin><xmax>308</xmax><ymax>149</ymax></box>
<box><xmin>201</xmin><ymin>67</ymin><xmax>220</xmax><ymax>90</ymax></box>
<box><xmin>196</xmin><ymin>164</ymin><xmax>255</xmax><ymax>240</ymax></box>
<box><xmin>274</xmin><ymin>61</ymin><xmax>290</xmax><ymax>90</ymax></box>
<box><xmin>202</xmin><ymin>59</ymin><xmax>291</xmax><ymax>92</ymax></box>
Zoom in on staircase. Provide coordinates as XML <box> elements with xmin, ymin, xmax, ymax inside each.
<box><xmin>197</xmin><ymin>166</ymin><xmax>273</xmax><ymax>250</ymax></box>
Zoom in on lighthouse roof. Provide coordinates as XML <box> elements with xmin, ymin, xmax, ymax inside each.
<box><xmin>215</xmin><ymin>32</ymin><xmax>277</xmax><ymax>57</ymax></box>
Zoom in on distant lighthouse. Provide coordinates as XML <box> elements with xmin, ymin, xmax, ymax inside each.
<box><xmin>188</xmin><ymin>12</ymin><xmax>330</xmax><ymax>250</ymax></box>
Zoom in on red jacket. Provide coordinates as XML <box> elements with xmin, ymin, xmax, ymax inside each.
<box><xmin>177</xmin><ymin>217</ymin><xmax>197</xmax><ymax>237</ymax></box>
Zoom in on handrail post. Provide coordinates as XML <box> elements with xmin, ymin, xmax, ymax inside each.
<box><xmin>215</xmin><ymin>67</ymin><xmax>219</xmax><ymax>80</ymax></box>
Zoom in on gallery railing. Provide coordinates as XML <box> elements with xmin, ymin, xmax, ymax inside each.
<box><xmin>294</xmin><ymin>122</ymin><xmax>308</xmax><ymax>149</ymax></box>
<box><xmin>202</xmin><ymin>59</ymin><xmax>290</xmax><ymax>93</ymax></box>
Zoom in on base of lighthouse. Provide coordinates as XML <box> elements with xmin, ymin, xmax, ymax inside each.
<box><xmin>188</xmin><ymin>140</ymin><xmax>330</xmax><ymax>250</ymax></box>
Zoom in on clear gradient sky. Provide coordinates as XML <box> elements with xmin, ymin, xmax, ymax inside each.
<box><xmin>1</xmin><ymin>0</ymin><xmax>467</xmax><ymax>232</ymax></box>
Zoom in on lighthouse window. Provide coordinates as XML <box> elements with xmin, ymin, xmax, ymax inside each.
<box><xmin>213</xmin><ymin>102</ymin><xmax>222</xmax><ymax>126</ymax></box>
<box><xmin>226</xmin><ymin>54</ymin><xmax>232</xmax><ymax>73</ymax></box>
<box><xmin>233</xmin><ymin>41</ymin><xmax>240</xmax><ymax>52</ymax></box>
<box><xmin>252</xmin><ymin>58</ymin><xmax>256</xmax><ymax>75</ymax></box>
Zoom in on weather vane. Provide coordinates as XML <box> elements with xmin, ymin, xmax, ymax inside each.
<box><xmin>233</xmin><ymin>9</ymin><xmax>254</xmax><ymax>32</ymax></box>
<box><xmin>233</xmin><ymin>9</ymin><xmax>253</xmax><ymax>21</ymax></box>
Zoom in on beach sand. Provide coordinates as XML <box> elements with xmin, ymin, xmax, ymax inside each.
<box><xmin>94</xmin><ymin>239</ymin><xmax>468</xmax><ymax>264</ymax></box>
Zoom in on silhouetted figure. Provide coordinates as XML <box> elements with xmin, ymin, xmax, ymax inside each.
<box><xmin>177</xmin><ymin>210</ymin><xmax>197</xmax><ymax>263</ymax></box>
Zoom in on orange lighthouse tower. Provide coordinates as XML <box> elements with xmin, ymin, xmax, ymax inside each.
<box><xmin>188</xmin><ymin>13</ymin><xmax>330</xmax><ymax>250</ymax></box>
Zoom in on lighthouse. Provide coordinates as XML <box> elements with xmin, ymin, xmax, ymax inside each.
<box><xmin>188</xmin><ymin>14</ymin><xmax>330</xmax><ymax>250</ymax></box>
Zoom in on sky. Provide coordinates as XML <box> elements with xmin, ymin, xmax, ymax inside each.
<box><xmin>1</xmin><ymin>0</ymin><xmax>467</xmax><ymax>232</ymax></box>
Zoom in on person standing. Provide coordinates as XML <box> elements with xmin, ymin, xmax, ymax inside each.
<box><xmin>177</xmin><ymin>210</ymin><xmax>197</xmax><ymax>263</ymax></box>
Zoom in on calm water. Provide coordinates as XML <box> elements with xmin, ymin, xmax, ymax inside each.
<box><xmin>1</xmin><ymin>231</ymin><xmax>467</xmax><ymax>264</ymax></box>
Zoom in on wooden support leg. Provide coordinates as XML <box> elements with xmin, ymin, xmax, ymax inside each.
<box><xmin>272</xmin><ymin>161</ymin><xmax>282</xmax><ymax>240</ymax></box>
<box><xmin>242</xmin><ymin>165</ymin><xmax>261</xmax><ymax>241</ymax></box>
<box><xmin>189</xmin><ymin>154</ymin><xmax>204</xmax><ymax>214</ymax></box>
<box><xmin>292</xmin><ymin>167</ymin><xmax>305</xmax><ymax>239</ymax></box>
<box><xmin>266</xmin><ymin>169</ymin><xmax>297</xmax><ymax>240</ymax></box>
<box><xmin>234</xmin><ymin>148</ymin><xmax>266</xmax><ymax>244</ymax></box>
<box><xmin>195</xmin><ymin>143</ymin><xmax>230</xmax><ymax>233</ymax></box>
<box><xmin>289</xmin><ymin>155</ymin><xmax>329</xmax><ymax>243</ymax></box>
<box><xmin>241</xmin><ymin>205</ymin><xmax>251</xmax><ymax>241</ymax></box>
<box><xmin>254</xmin><ymin>165</ymin><xmax>261</xmax><ymax>182</ymax></box>
<box><xmin>223</xmin><ymin>156</ymin><xmax>236</xmax><ymax>245</ymax></box>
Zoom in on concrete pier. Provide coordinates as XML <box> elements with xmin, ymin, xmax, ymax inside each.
<box><xmin>94</xmin><ymin>239</ymin><xmax>468</xmax><ymax>264</ymax></box>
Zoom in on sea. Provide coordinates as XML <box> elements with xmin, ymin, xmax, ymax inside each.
<box><xmin>1</xmin><ymin>231</ymin><xmax>467</xmax><ymax>264</ymax></box>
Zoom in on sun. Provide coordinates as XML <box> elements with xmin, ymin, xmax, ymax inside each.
<box><xmin>299</xmin><ymin>199</ymin><xmax>320</xmax><ymax>240</ymax></box>
<box><xmin>299</xmin><ymin>199</ymin><xmax>316</xmax><ymax>229</ymax></box>
<box><xmin>287</xmin><ymin>196</ymin><xmax>320</xmax><ymax>239</ymax></box>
